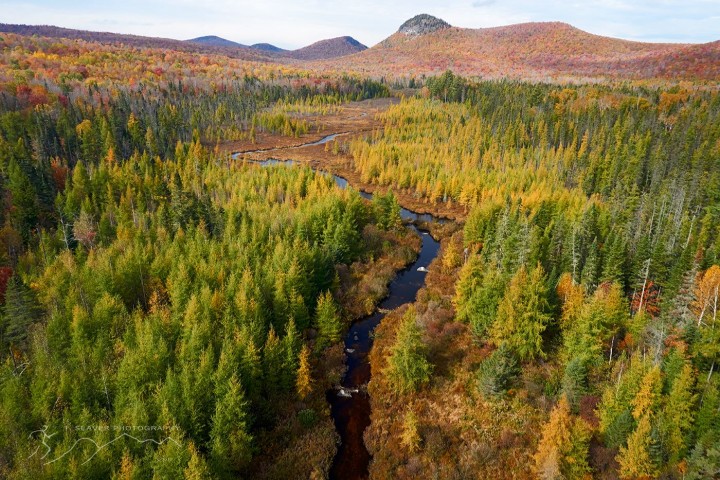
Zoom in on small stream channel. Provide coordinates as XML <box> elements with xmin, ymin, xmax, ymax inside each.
<box><xmin>232</xmin><ymin>136</ymin><xmax>444</xmax><ymax>480</ymax></box>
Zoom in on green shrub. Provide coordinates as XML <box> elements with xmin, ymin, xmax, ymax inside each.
<box><xmin>298</xmin><ymin>408</ymin><xmax>318</xmax><ymax>428</ymax></box>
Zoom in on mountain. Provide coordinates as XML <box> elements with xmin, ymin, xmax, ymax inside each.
<box><xmin>0</xmin><ymin>23</ymin><xmax>269</xmax><ymax>61</ymax></box>
<box><xmin>187</xmin><ymin>35</ymin><xmax>245</xmax><ymax>48</ymax></box>
<box><xmin>3</xmin><ymin>19</ymin><xmax>718</xmax><ymax>80</ymax></box>
<box><xmin>290</xmin><ymin>36</ymin><xmax>367</xmax><ymax>60</ymax></box>
<box><xmin>0</xmin><ymin>23</ymin><xmax>366</xmax><ymax>62</ymax></box>
<box><xmin>251</xmin><ymin>43</ymin><xmax>287</xmax><ymax>53</ymax></box>
<box><xmin>323</xmin><ymin>15</ymin><xmax>720</xmax><ymax>81</ymax></box>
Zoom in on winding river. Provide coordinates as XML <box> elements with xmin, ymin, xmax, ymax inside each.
<box><xmin>233</xmin><ymin>135</ymin><xmax>443</xmax><ymax>480</ymax></box>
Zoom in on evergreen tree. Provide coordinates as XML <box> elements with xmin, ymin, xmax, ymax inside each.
<box><xmin>1</xmin><ymin>275</ymin><xmax>43</xmax><ymax>349</ymax></box>
<box><xmin>262</xmin><ymin>328</ymin><xmax>284</xmax><ymax>398</ymax></box>
<box><xmin>239</xmin><ymin>335</ymin><xmax>262</xmax><ymax>402</ymax></box>
<box><xmin>184</xmin><ymin>442</ymin><xmax>212</xmax><ymax>480</ymax></box>
<box><xmin>561</xmin><ymin>358</ymin><xmax>588</xmax><ymax>408</ymax></box>
<box><xmin>692</xmin><ymin>376</ymin><xmax>720</xmax><ymax>449</ymax></box>
<box><xmin>150</xmin><ymin>437</ymin><xmax>190</xmax><ymax>479</ymax></box>
<box><xmin>598</xmin><ymin>353</ymin><xmax>648</xmax><ymax>448</ymax></box>
<box><xmin>563</xmin><ymin>281</ymin><xmax>628</xmax><ymax>367</ymax></box>
<box><xmin>476</xmin><ymin>344</ymin><xmax>519</xmax><ymax>397</ymax></box>
<box><xmin>454</xmin><ymin>257</ymin><xmax>505</xmax><ymax>339</ymax></box>
<box><xmin>7</xmin><ymin>160</ymin><xmax>39</xmax><ymax>242</ymax></box>
<box><xmin>660</xmin><ymin>362</ymin><xmax>696</xmax><ymax>463</ymax></box>
<box><xmin>209</xmin><ymin>375</ymin><xmax>253</xmax><ymax>474</ymax></box>
<box><xmin>373</xmin><ymin>191</ymin><xmax>402</xmax><ymax>231</ymax></box>
<box><xmin>601</xmin><ymin>232</ymin><xmax>627</xmax><ymax>286</ymax></box>
<box><xmin>685</xmin><ymin>442</ymin><xmax>720</xmax><ymax>480</ymax></box>
<box><xmin>314</xmin><ymin>291</ymin><xmax>341</xmax><ymax>351</ymax></box>
<box><xmin>491</xmin><ymin>264</ymin><xmax>552</xmax><ymax>361</ymax></box>
<box><xmin>580</xmin><ymin>238</ymin><xmax>600</xmax><ymax>291</ymax></box>
<box><xmin>385</xmin><ymin>306</ymin><xmax>433</xmax><ymax>394</ymax></box>
<box><xmin>281</xmin><ymin>317</ymin><xmax>301</xmax><ymax>390</ymax></box>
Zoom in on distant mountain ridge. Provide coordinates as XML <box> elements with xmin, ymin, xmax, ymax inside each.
<box><xmin>251</xmin><ymin>43</ymin><xmax>287</xmax><ymax>53</ymax></box>
<box><xmin>186</xmin><ymin>34</ymin><xmax>366</xmax><ymax>60</ymax></box>
<box><xmin>2</xmin><ymin>17</ymin><xmax>718</xmax><ymax>81</ymax></box>
<box><xmin>289</xmin><ymin>36</ymin><xmax>367</xmax><ymax>60</ymax></box>
<box><xmin>0</xmin><ymin>23</ymin><xmax>268</xmax><ymax>60</ymax></box>
<box><xmin>187</xmin><ymin>35</ymin><xmax>246</xmax><ymax>48</ymax></box>
<box><xmin>0</xmin><ymin>24</ymin><xmax>366</xmax><ymax>61</ymax></box>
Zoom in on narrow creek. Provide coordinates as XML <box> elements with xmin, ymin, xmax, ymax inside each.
<box><xmin>233</xmin><ymin>135</ymin><xmax>443</xmax><ymax>480</ymax></box>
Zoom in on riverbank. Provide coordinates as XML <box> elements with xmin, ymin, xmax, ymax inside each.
<box><xmin>365</xmin><ymin>231</ymin><xmax>544</xmax><ymax>480</ymax></box>
<box><xmin>246</xmin><ymin>223</ymin><xmax>420</xmax><ymax>480</ymax></box>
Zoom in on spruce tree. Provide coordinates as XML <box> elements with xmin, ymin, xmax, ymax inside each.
<box><xmin>661</xmin><ymin>363</ymin><xmax>696</xmax><ymax>463</ymax></box>
<box><xmin>209</xmin><ymin>375</ymin><xmax>252</xmax><ymax>474</ymax></box>
<box><xmin>7</xmin><ymin>160</ymin><xmax>39</xmax><ymax>242</ymax></box>
<box><xmin>491</xmin><ymin>264</ymin><xmax>552</xmax><ymax>361</ymax></box>
<box><xmin>386</xmin><ymin>307</ymin><xmax>433</xmax><ymax>394</ymax></box>
<box><xmin>2</xmin><ymin>275</ymin><xmax>43</xmax><ymax>349</ymax></box>
<box><xmin>262</xmin><ymin>328</ymin><xmax>284</xmax><ymax>398</ymax></box>
<box><xmin>454</xmin><ymin>257</ymin><xmax>505</xmax><ymax>339</ymax></box>
<box><xmin>281</xmin><ymin>318</ymin><xmax>301</xmax><ymax>390</ymax></box>
<box><xmin>314</xmin><ymin>291</ymin><xmax>341</xmax><ymax>351</ymax></box>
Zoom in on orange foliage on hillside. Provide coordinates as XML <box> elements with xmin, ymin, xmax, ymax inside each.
<box><xmin>318</xmin><ymin>22</ymin><xmax>720</xmax><ymax>82</ymax></box>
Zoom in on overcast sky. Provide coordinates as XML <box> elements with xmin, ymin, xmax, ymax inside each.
<box><xmin>1</xmin><ymin>0</ymin><xmax>718</xmax><ymax>49</ymax></box>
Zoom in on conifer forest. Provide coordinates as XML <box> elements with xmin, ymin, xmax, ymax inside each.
<box><xmin>0</xmin><ymin>15</ymin><xmax>719</xmax><ymax>480</ymax></box>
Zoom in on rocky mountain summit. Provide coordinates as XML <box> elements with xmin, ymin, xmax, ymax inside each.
<box><xmin>398</xmin><ymin>14</ymin><xmax>451</xmax><ymax>36</ymax></box>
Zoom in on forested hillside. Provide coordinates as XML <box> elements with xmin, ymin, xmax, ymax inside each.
<box><xmin>340</xmin><ymin>72</ymin><xmax>720</xmax><ymax>479</ymax></box>
<box><xmin>0</xmin><ymin>24</ymin><xmax>270</xmax><ymax>61</ymax></box>
<box><xmin>321</xmin><ymin>17</ymin><xmax>720</xmax><ymax>81</ymax></box>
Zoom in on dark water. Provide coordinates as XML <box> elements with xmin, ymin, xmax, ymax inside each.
<box><xmin>327</xmin><ymin>224</ymin><xmax>439</xmax><ymax>480</ymax></box>
<box><xmin>234</xmin><ymin>136</ymin><xmax>444</xmax><ymax>479</ymax></box>
<box><xmin>232</xmin><ymin>132</ymin><xmax>345</xmax><ymax>156</ymax></box>
<box><xmin>303</xmin><ymin>132</ymin><xmax>345</xmax><ymax>146</ymax></box>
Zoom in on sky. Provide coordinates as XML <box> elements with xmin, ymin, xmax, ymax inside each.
<box><xmin>1</xmin><ymin>0</ymin><xmax>718</xmax><ymax>49</ymax></box>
